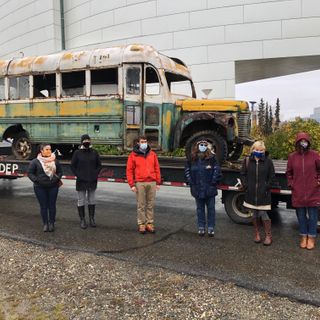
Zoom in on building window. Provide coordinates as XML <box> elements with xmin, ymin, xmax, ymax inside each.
<box><xmin>34</xmin><ymin>74</ymin><xmax>56</xmax><ymax>98</ymax></box>
<box><xmin>126</xmin><ymin>105</ymin><xmax>141</xmax><ymax>125</ymax></box>
<box><xmin>145</xmin><ymin>106</ymin><xmax>159</xmax><ymax>126</ymax></box>
<box><xmin>0</xmin><ymin>78</ymin><xmax>4</xmax><ymax>100</ymax></box>
<box><xmin>91</xmin><ymin>68</ymin><xmax>118</xmax><ymax>95</ymax></box>
<box><xmin>9</xmin><ymin>76</ymin><xmax>29</xmax><ymax>100</ymax></box>
<box><xmin>126</xmin><ymin>67</ymin><xmax>140</xmax><ymax>95</ymax></box>
<box><xmin>62</xmin><ymin>71</ymin><xmax>85</xmax><ymax>97</ymax></box>
<box><xmin>145</xmin><ymin>67</ymin><xmax>160</xmax><ymax>95</ymax></box>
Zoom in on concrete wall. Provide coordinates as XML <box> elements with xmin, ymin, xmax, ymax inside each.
<box><xmin>1</xmin><ymin>0</ymin><xmax>320</xmax><ymax>99</ymax></box>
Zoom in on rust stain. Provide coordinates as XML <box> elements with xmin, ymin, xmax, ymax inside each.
<box><xmin>59</xmin><ymin>100</ymin><xmax>87</xmax><ymax>116</ymax></box>
<box><xmin>62</xmin><ymin>52</ymin><xmax>73</xmax><ymax>60</ymax></box>
<box><xmin>34</xmin><ymin>56</ymin><xmax>46</xmax><ymax>65</ymax></box>
<box><xmin>0</xmin><ymin>104</ymin><xmax>5</xmax><ymax>117</ymax></box>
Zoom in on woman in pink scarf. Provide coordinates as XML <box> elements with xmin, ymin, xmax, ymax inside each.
<box><xmin>28</xmin><ymin>144</ymin><xmax>62</xmax><ymax>232</ymax></box>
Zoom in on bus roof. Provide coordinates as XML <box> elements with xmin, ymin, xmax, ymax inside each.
<box><xmin>0</xmin><ymin>44</ymin><xmax>191</xmax><ymax>79</ymax></box>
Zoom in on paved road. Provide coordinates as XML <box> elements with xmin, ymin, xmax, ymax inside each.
<box><xmin>0</xmin><ymin>178</ymin><xmax>319</xmax><ymax>306</ymax></box>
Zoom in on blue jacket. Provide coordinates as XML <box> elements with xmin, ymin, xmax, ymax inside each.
<box><xmin>185</xmin><ymin>155</ymin><xmax>222</xmax><ymax>199</ymax></box>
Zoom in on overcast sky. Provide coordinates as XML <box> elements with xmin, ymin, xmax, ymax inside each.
<box><xmin>235</xmin><ymin>69</ymin><xmax>320</xmax><ymax>121</ymax></box>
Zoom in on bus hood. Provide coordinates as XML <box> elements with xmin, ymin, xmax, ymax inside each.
<box><xmin>176</xmin><ymin>99</ymin><xmax>249</xmax><ymax>112</ymax></box>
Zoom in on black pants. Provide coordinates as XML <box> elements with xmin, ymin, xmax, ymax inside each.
<box><xmin>34</xmin><ymin>186</ymin><xmax>59</xmax><ymax>225</ymax></box>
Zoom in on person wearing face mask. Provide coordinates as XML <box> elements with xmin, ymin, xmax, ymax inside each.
<box><xmin>126</xmin><ymin>135</ymin><xmax>161</xmax><ymax>234</ymax></box>
<box><xmin>71</xmin><ymin>134</ymin><xmax>102</xmax><ymax>229</ymax></box>
<box><xmin>28</xmin><ymin>143</ymin><xmax>62</xmax><ymax>232</ymax></box>
<box><xmin>240</xmin><ymin>141</ymin><xmax>275</xmax><ymax>245</ymax></box>
<box><xmin>185</xmin><ymin>140</ymin><xmax>222</xmax><ymax>236</ymax></box>
<box><xmin>286</xmin><ymin>132</ymin><xmax>320</xmax><ymax>250</ymax></box>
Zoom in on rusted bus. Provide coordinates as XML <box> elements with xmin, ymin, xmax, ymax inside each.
<box><xmin>0</xmin><ymin>44</ymin><xmax>251</xmax><ymax>162</ymax></box>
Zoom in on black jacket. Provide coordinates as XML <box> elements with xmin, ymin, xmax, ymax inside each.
<box><xmin>185</xmin><ymin>154</ymin><xmax>222</xmax><ymax>199</ymax></box>
<box><xmin>71</xmin><ymin>148</ymin><xmax>102</xmax><ymax>191</ymax></box>
<box><xmin>28</xmin><ymin>159</ymin><xmax>62</xmax><ymax>188</ymax></box>
<box><xmin>240</xmin><ymin>155</ymin><xmax>275</xmax><ymax>206</ymax></box>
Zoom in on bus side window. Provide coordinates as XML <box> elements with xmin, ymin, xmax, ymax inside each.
<box><xmin>61</xmin><ymin>71</ymin><xmax>85</xmax><ymax>97</ymax></box>
<box><xmin>9</xmin><ymin>76</ymin><xmax>29</xmax><ymax>100</ymax></box>
<box><xmin>0</xmin><ymin>78</ymin><xmax>4</xmax><ymax>100</ymax></box>
<box><xmin>126</xmin><ymin>68</ymin><xmax>140</xmax><ymax>95</ymax></box>
<box><xmin>145</xmin><ymin>67</ymin><xmax>160</xmax><ymax>95</ymax></box>
<box><xmin>91</xmin><ymin>68</ymin><xmax>118</xmax><ymax>95</ymax></box>
<box><xmin>34</xmin><ymin>74</ymin><xmax>56</xmax><ymax>98</ymax></box>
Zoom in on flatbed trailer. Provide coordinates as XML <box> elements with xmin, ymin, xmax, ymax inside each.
<box><xmin>0</xmin><ymin>154</ymin><xmax>294</xmax><ymax>225</ymax></box>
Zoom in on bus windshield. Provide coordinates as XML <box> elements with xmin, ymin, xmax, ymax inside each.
<box><xmin>165</xmin><ymin>72</ymin><xmax>194</xmax><ymax>98</ymax></box>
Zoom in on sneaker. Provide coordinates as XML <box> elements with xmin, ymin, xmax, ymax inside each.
<box><xmin>146</xmin><ymin>223</ymin><xmax>155</xmax><ymax>233</ymax></box>
<box><xmin>138</xmin><ymin>224</ymin><xmax>146</xmax><ymax>234</ymax></box>
<box><xmin>43</xmin><ymin>224</ymin><xmax>49</xmax><ymax>232</ymax></box>
<box><xmin>208</xmin><ymin>229</ymin><xmax>215</xmax><ymax>237</ymax></box>
<box><xmin>48</xmin><ymin>223</ymin><xmax>55</xmax><ymax>232</ymax></box>
<box><xmin>198</xmin><ymin>228</ymin><xmax>205</xmax><ymax>236</ymax></box>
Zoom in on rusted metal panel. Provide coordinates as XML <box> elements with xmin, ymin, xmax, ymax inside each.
<box><xmin>177</xmin><ymin>99</ymin><xmax>249</xmax><ymax>112</ymax></box>
<box><xmin>0</xmin><ymin>45</ymin><xmax>192</xmax><ymax>80</ymax></box>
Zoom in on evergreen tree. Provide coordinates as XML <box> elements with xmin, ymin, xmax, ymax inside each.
<box><xmin>274</xmin><ymin>98</ymin><xmax>281</xmax><ymax>130</ymax></box>
<box><xmin>264</xmin><ymin>102</ymin><xmax>269</xmax><ymax>135</ymax></box>
<box><xmin>269</xmin><ymin>105</ymin><xmax>273</xmax><ymax>134</ymax></box>
<box><xmin>258</xmin><ymin>98</ymin><xmax>265</xmax><ymax>129</ymax></box>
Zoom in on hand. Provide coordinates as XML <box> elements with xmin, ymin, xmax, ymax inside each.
<box><xmin>156</xmin><ymin>185</ymin><xmax>160</xmax><ymax>191</ymax></box>
<box><xmin>131</xmin><ymin>186</ymin><xmax>137</xmax><ymax>193</ymax></box>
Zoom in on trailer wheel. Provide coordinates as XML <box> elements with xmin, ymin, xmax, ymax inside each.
<box><xmin>12</xmin><ymin>132</ymin><xmax>36</xmax><ymax>160</ymax></box>
<box><xmin>185</xmin><ymin>130</ymin><xmax>227</xmax><ymax>164</ymax></box>
<box><xmin>224</xmin><ymin>191</ymin><xmax>253</xmax><ymax>224</ymax></box>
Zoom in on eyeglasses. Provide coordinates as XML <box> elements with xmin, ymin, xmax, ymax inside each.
<box><xmin>199</xmin><ymin>143</ymin><xmax>208</xmax><ymax>147</ymax></box>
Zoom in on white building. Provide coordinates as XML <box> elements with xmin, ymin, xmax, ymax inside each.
<box><xmin>310</xmin><ymin>107</ymin><xmax>320</xmax><ymax>122</ymax></box>
<box><xmin>1</xmin><ymin>0</ymin><xmax>320</xmax><ymax>99</ymax></box>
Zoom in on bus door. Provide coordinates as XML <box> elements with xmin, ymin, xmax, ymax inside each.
<box><xmin>123</xmin><ymin>64</ymin><xmax>142</xmax><ymax>148</ymax></box>
<box><xmin>143</xmin><ymin>65</ymin><xmax>162</xmax><ymax>150</ymax></box>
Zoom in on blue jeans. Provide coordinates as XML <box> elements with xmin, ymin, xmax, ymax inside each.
<box><xmin>296</xmin><ymin>207</ymin><xmax>318</xmax><ymax>237</ymax></box>
<box><xmin>34</xmin><ymin>186</ymin><xmax>59</xmax><ymax>225</ymax></box>
<box><xmin>195</xmin><ymin>197</ymin><xmax>216</xmax><ymax>230</ymax></box>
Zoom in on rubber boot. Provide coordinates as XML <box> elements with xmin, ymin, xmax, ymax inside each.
<box><xmin>77</xmin><ymin>206</ymin><xmax>87</xmax><ymax>229</ymax></box>
<box><xmin>88</xmin><ymin>205</ymin><xmax>96</xmax><ymax>228</ymax></box>
<box><xmin>307</xmin><ymin>237</ymin><xmax>316</xmax><ymax>250</ymax></box>
<box><xmin>252</xmin><ymin>217</ymin><xmax>261</xmax><ymax>243</ymax></box>
<box><xmin>300</xmin><ymin>236</ymin><xmax>307</xmax><ymax>249</ymax></box>
<box><xmin>262</xmin><ymin>219</ymin><xmax>272</xmax><ymax>246</ymax></box>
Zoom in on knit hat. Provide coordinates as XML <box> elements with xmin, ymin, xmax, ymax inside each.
<box><xmin>81</xmin><ymin>134</ymin><xmax>91</xmax><ymax>143</ymax></box>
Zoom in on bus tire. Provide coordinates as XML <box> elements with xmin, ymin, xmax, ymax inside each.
<box><xmin>224</xmin><ymin>191</ymin><xmax>252</xmax><ymax>224</ymax></box>
<box><xmin>185</xmin><ymin>130</ymin><xmax>227</xmax><ymax>164</ymax></box>
<box><xmin>12</xmin><ymin>132</ymin><xmax>36</xmax><ymax>160</ymax></box>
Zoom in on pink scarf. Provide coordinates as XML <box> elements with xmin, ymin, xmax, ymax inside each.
<box><xmin>37</xmin><ymin>153</ymin><xmax>56</xmax><ymax>179</ymax></box>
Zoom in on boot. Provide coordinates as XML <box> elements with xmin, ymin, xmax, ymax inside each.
<box><xmin>300</xmin><ymin>236</ymin><xmax>307</xmax><ymax>249</ymax></box>
<box><xmin>252</xmin><ymin>217</ymin><xmax>261</xmax><ymax>243</ymax></box>
<box><xmin>307</xmin><ymin>237</ymin><xmax>316</xmax><ymax>250</ymax></box>
<box><xmin>262</xmin><ymin>219</ymin><xmax>272</xmax><ymax>246</ymax></box>
<box><xmin>77</xmin><ymin>206</ymin><xmax>87</xmax><ymax>229</ymax></box>
<box><xmin>88</xmin><ymin>205</ymin><xmax>96</xmax><ymax>228</ymax></box>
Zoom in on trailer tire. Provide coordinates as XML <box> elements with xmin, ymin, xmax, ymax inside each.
<box><xmin>12</xmin><ymin>132</ymin><xmax>36</xmax><ymax>160</ymax></box>
<box><xmin>227</xmin><ymin>143</ymin><xmax>244</xmax><ymax>161</ymax></box>
<box><xmin>185</xmin><ymin>130</ymin><xmax>227</xmax><ymax>164</ymax></box>
<box><xmin>224</xmin><ymin>191</ymin><xmax>253</xmax><ymax>224</ymax></box>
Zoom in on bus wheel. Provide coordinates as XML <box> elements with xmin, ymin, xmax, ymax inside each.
<box><xmin>12</xmin><ymin>132</ymin><xmax>35</xmax><ymax>160</ymax></box>
<box><xmin>224</xmin><ymin>191</ymin><xmax>252</xmax><ymax>224</ymax></box>
<box><xmin>227</xmin><ymin>143</ymin><xmax>244</xmax><ymax>161</ymax></box>
<box><xmin>185</xmin><ymin>130</ymin><xmax>227</xmax><ymax>164</ymax></box>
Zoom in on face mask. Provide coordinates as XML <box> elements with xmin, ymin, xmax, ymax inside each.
<box><xmin>198</xmin><ymin>144</ymin><xmax>207</xmax><ymax>152</ymax></box>
<box><xmin>140</xmin><ymin>143</ymin><xmax>148</xmax><ymax>150</ymax></box>
<box><xmin>300</xmin><ymin>141</ymin><xmax>308</xmax><ymax>149</ymax></box>
<box><xmin>83</xmin><ymin>142</ymin><xmax>91</xmax><ymax>149</ymax></box>
<box><xmin>253</xmin><ymin>151</ymin><xmax>264</xmax><ymax>158</ymax></box>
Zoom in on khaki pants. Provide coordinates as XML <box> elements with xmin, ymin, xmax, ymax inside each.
<box><xmin>136</xmin><ymin>181</ymin><xmax>156</xmax><ymax>225</ymax></box>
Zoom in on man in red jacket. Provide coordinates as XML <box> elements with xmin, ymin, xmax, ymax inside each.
<box><xmin>126</xmin><ymin>136</ymin><xmax>161</xmax><ymax>234</ymax></box>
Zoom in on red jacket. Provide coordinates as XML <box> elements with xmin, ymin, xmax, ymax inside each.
<box><xmin>126</xmin><ymin>145</ymin><xmax>161</xmax><ymax>187</ymax></box>
<box><xmin>286</xmin><ymin>133</ymin><xmax>320</xmax><ymax>207</ymax></box>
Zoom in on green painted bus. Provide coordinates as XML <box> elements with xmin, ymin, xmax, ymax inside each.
<box><xmin>0</xmin><ymin>44</ymin><xmax>251</xmax><ymax>162</ymax></box>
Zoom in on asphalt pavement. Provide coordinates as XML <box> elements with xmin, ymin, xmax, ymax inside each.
<box><xmin>0</xmin><ymin>178</ymin><xmax>319</xmax><ymax>307</ymax></box>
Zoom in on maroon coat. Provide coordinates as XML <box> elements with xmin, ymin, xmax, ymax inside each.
<box><xmin>286</xmin><ymin>148</ymin><xmax>320</xmax><ymax>208</ymax></box>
